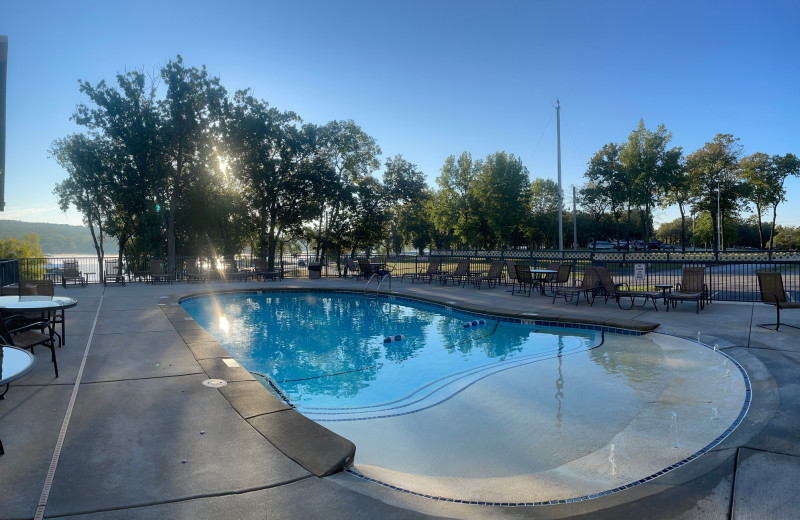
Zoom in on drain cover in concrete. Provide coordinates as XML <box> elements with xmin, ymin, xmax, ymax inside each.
<box><xmin>202</xmin><ymin>379</ymin><xmax>228</xmax><ymax>388</ymax></box>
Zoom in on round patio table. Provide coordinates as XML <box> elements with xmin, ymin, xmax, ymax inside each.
<box><xmin>0</xmin><ymin>296</ymin><xmax>78</xmax><ymax>346</ymax></box>
<box><xmin>1</xmin><ymin>345</ymin><xmax>36</xmax><ymax>455</ymax></box>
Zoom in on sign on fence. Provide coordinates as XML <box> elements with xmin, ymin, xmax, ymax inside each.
<box><xmin>634</xmin><ymin>263</ymin><xmax>646</xmax><ymax>282</ymax></box>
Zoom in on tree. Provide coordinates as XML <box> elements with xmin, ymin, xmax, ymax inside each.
<box><xmin>661</xmin><ymin>158</ymin><xmax>691</xmax><ymax>251</ymax></box>
<box><xmin>51</xmin><ymin>134</ymin><xmax>113</xmax><ymax>276</ymax></box>
<box><xmin>383</xmin><ymin>154</ymin><xmax>426</xmax><ymax>254</ymax></box>
<box><xmin>686</xmin><ymin>134</ymin><xmax>743</xmax><ymax>252</ymax></box>
<box><xmin>430</xmin><ymin>152</ymin><xmax>481</xmax><ymax>248</ymax></box>
<box><xmin>225</xmin><ymin>90</ymin><xmax>306</xmax><ymax>270</ymax></box>
<box><xmin>157</xmin><ymin>56</ymin><xmax>227</xmax><ymax>274</ymax></box>
<box><xmin>774</xmin><ymin>225</ymin><xmax>800</xmax><ymax>250</ymax></box>
<box><xmin>618</xmin><ymin>120</ymin><xmax>681</xmax><ymax>244</ymax></box>
<box><xmin>312</xmin><ymin>120</ymin><xmax>381</xmax><ymax>265</ymax></box>
<box><xmin>579</xmin><ymin>182</ymin><xmax>610</xmax><ymax>246</ymax></box>
<box><xmin>739</xmin><ymin>152</ymin><xmax>776</xmax><ymax>249</ymax></box>
<box><xmin>768</xmin><ymin>153</ymin><xmax>800</xmax><ymax>250</ymax></box>
<box><xmin>529</xmin><ymin>178</ymin><xmax>560</xmax><ymax>248</ymax></box>
<box><xmin>472</xmin><ymin>152</ymin><xmax>531</xmax><ymax>248</ymax></box>
<box><xmin>398</xmin><ymin>189</ymin><xmax>437</xmax><ymax>254</ymax></box>
<box><xmin>584</xmin><ymin>143</ymin><xmax>625</xmax><ymax>243</ymax></box>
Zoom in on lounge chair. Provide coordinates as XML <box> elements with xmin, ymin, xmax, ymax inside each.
<box><xmin>667</xmin><ymin>267</ymin><xmax>708</xmax><ymax>313</ymax></box>
<box><xmin>358</xmin><ymin>259</ymin><xmax>391</xmax><ymax>281</ymax></box>
<box><xmin>438</xmin><ymin>259</ymin><xmax>470</xmax><ymax>286</ymax></box>
<box><xmin>149</xmin><ymin>259</ymin><xmax>172</xmax><ymax>284</ymax></box>
<box><xmin>185</xmin><ymin>257</ymin><xmax>207</xmax><ymax>283</ymax></box>
<box><xmin>756</xmin><ymin>271</ymin><xmax>800</xmax><ymax>330</ymax></box>
<box><xmin>61</xmin><ymin>259</ymin><xmax>86</xmax><ymax>288</ymax></box>
<box><xmin>220</xmin><ymin>257</ymin><xmax>249</xmax><ymax>282</ymax></box>
<box><xmin>255</xmin><ymin>257</ymin><xmax>283</xmax><ymax>281</ymax></box>
<box><xmin>542</xmin><ymin>263</ymin><xmax>573</xmax><ymax>296</ymax></box>
<box><xmin>401</xmin><ymin>258</ymin><xmax>442</xmax><ymax>283</ymax></box>
<box><xmin>345</xmin><ymin>258</ymin><xmax>362</xmax><ymax>279</ymax></box>
<box><xmin>472</xmin><ymin>260</ymin><xmax>506</xmax><ymax>289</ymax></box>
<box><xmin>592</xmin><ymin>266</ymin><xmax>661</xmax><ymax>310</ymax></box>
<box><xmin>104</xmin><ymin>258</ymin><xmax>126</xmax><ymax>286</ymax></box>
<box><xmin>505</xmin><ymin>260</ymin><xmax>519</xmax><ymax>289</ymax></box>
<box><xmin>552</xmin><ymin>267</ymin><xmax>599</xmax><ymax>305</ymax></box>
<box><xmin>512</xmin><ymin>264</ymin><xmax>536</xmax><ymax>296</ymax></box>
<box><xmin>0</xmin><ymin>314</ymin><xmax>58</xmax><ymax>377</ymax></box>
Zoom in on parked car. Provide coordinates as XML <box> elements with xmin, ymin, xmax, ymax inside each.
<box><xmin>588</xmin><ymin>240</ymin><xmax>616</xmax><ymax>250</ymax></box>
<box><xmin>632</xmin><ymin>240</ymin><xmax>646</xmax><ymax>251</ymax></box>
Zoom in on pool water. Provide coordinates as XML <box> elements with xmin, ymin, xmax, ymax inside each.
<box><xmin>181</xmin><ymin>291</ymin><xmax>749</xmax><ymax>504</ymax></box>
<box><xmin>181</xmin><ymin>292</ymin><xmax>600</xmax><ymax>416</ymax></box>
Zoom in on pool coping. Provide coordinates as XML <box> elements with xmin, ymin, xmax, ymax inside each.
<box><xmin>159</xmin><ymin>287</ymin><xmax>660</xmax><ymax>480</ymax></box>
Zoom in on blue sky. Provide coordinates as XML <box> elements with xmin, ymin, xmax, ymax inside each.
<box><xmin>1</xmin><ymin>0</ymin><xmax>799</xmax><ymax>228</ymax></box>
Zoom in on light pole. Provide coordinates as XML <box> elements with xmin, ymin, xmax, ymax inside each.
<box><xmin>717</xmin><ymin>180</ymin><xmax>722</xmax><ymax>252</ymax></box>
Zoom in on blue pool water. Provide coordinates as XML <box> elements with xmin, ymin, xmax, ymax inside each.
<box><xmin>180</xmin><ymin>292</ymin><xmax>601</xmax><ymax>415</ymax></box>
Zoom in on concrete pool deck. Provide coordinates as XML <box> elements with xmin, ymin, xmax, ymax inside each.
<box><xmin>1</xmin><ymin>277</ymin><xmax>798</xmax><ymax>519</ymax></box>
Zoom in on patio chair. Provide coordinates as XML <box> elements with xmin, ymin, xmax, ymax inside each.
<box><xmin>438</xmin><ymin>259</ymin><xmax>471</xmax><ymax>286</ymax></box>
<box><xmin>540</xmin><ymin>263</ymin><xmax>572</xmax><ymax>296</ymax></box>
<box><xmin>413</xmin><ymin>258</ymin><xmax>443</xmax><ymax>284</ymax></box>
<box><xmin>512</xmin><ymin>264</ymin><xmax>536</xmax><ymax>296</ymax></box>
<box><xmin>592</xmin><ymin>266</ymin><xmax>661</xmax><ymax>311</ymax></box>
<box><xmin>61</xmin><ymin>259</ymin><xmax>86</xmax><ymax>288</ymax></box>
<box><xmin>149</xmin><ymin>259</ymin><xmax>172</xmax><ymax>284</ymax></box>
<box><xmin>756</xmin><ymin>271</ymin><xmax>800</xmax><ymax>331</ymax></box>
<box><xmin>552</xmin><ymin>267</ymin><xmax>600</xmax><ymax>306</ymax></box>
<box><xmin>667</xmin><ymin>267</ymin><xmax>708</xmax><ymax>313</ymax></box>
<box><xmin>472</xmin><ymin>260</ymin><xmax>506</xmax><ymax>289</ymax></box>
<box><xmin>103</xmin><ymin>258</ymin><xmax>126</xmax><ymax>286</ymax></box>
<box><xmin>0</xmin><ymin>314</ymin><xmax>58</xmax><ymax>377</ymax></box>
<box><xmin>17</xmin><ymin>279</ymin><xmax>62</xmax><ymax>347</ymax></box>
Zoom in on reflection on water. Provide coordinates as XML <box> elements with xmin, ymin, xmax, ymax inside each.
<box><xmin>181</xmin><ymin>293</ymin><xmax>599</xmax><ymax>409</ymax></box>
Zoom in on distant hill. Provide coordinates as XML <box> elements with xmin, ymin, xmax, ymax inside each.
<box><xmin>0</xmin><ymin>219</ymin><xmax>117</xmax><ymax>255</ymax></box>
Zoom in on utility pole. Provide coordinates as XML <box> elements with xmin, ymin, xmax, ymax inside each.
<box><xmin>556</xmin><ymin>99</ymin><xmax>563</xmax><ymax>252</ymax></box>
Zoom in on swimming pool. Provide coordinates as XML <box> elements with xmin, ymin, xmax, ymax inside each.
<box><xmin>181</xmin><ymin>290</ymin><xmax>749</xmax><ymax>504</ymax></box>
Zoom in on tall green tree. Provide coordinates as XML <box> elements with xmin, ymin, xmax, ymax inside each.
<box><xmin>584</xmin><ymin>142</ymin><xmax>625</xmax><ymax>243</ymax></box>
<box><xmin>529</xmin><ymin>178</ymin><xmax>560</xmax><ymax>248</ymax></box>
<box><xmin>686</xmin><ymin>134</ymin><xmax>743</xmax><ymax>252</ymax></box>
<box><xmin>619</xmin><ymin>120</ymin><xmax>681</xmax><ymax>244</ymax></box>
<box><xmin>383</xmin><ymin>154</ymin><xmax>426</xmax><ymax>254</ymax></box>
<box><xmin>768</xmin><ymin>153</ymin><xmax>800</xmax><ymax>250</ymax></box>
<box><xmin>225</xmin><ymin>90</ymin><xmax>306</xmax><ymax>270</ymax></box>
<box><xmin>312</xmin><ymin>120</ymin><xmax>381</xmax><ymax>264</ymax></box>
<box><xmin>431</xmin><ymin>152</ymin><xmax>482</xmax><ymax>248</ymax></box>
<box><xmin>740</xmin><ymin>152</ymin><xmax>775</xmax><ymax>249</ymax></box>
<box><xmin>157</xmin><ymin>56</ymin><xmax>227</xmax><ymax>274</ymax></box>
<box><xmin>51</xmin><ymin>134</ymin><xmax>113</xmax><ymax>275</ymax></box>
<box><xmin>472</xmin><ymin>152</ymin><xmax>531</xmax><ymax>249</ymax></box>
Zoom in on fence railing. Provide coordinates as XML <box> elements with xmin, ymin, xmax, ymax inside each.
<box><xmin>1</xmin><ymin>250</ymin><xmax>799</xmax><ymax>302</ymax></box>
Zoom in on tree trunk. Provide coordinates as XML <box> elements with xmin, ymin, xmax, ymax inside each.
<box><xmin>770</xmin><ymin>205</ymin><xmax>778</xmax><ymax>251</ymax></box>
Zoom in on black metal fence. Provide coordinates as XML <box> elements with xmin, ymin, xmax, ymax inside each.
<box><xmin>2</xmin><ymin>249</ymin><xmax>799</xmax><ymax>302</ymax></box>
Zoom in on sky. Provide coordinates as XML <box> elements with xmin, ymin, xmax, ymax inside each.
<box><xmin>1</xmin><ymin>0</ymin><xmax>799</xmax><ymax>229</ymax></box>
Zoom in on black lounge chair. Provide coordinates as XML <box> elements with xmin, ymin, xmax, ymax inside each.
<box><xmin>592</xmin><ymin>266</ymin><xmax>661</xmax><ymax>311</ymax></box>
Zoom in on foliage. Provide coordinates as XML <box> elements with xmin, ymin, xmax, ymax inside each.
<box><xmin>774</xmin><ymin>225</ymin><xmax>800</xmax><ymax>250</ymax></box>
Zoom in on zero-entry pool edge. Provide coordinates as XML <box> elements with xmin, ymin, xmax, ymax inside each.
<box><xmin>166</xmin><ymin>288</ymin><xmax>750</xmax><ymax>507</ymax></box>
